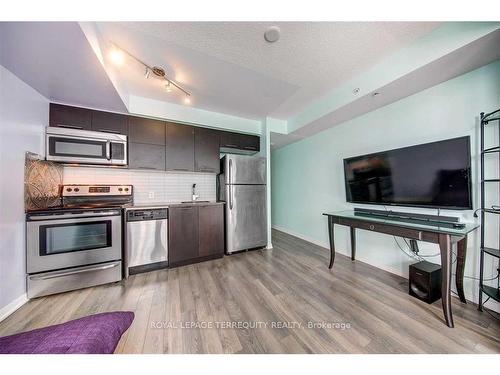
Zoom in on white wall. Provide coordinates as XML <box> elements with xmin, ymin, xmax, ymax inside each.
<box><xmin>0</xmin><ymin>65</ymin><xmax>48</xmax><ymax>317</ymax></box>
<box><xmin>272</xmin><ymin>60</ymin><xmax>500</xmax><ymax>312</ymax></box>
<box><xmin>63</xmin><ymin>167</ymin><xmax>216</xmax><ymax>203</ymax></box>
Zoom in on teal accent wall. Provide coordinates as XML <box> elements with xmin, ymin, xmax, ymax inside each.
<box><xmin>271</xmin><ymin>59</ymin><xmax>500</xmax><ymax>309</ymax></box>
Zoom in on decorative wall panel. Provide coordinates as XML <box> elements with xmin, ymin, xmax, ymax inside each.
<box><xmin>24</xmin><ymin>152</ymin><xmax>63</xmax><ymax>211</ymax></box>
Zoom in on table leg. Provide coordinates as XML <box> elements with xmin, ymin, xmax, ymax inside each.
<box><xmin>328</xmin><ymin>217</ymin><xmax>335</xmax><ymax>269</ymax></box>
<box><xmin>350</xmin><ymin>227</ymin><xmax>356</xmax><ymax>261</ymax></box>
<box><xmin>438</xmin><ymin>233</ymin><xmax>454</xmax><ymax>328</ymax></box>
<box><xmin>455</xmin><ymin>236</ymin><xmax>467</xmax><ymax>303</ymax></box>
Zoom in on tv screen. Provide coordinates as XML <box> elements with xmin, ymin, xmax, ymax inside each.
<box><xmin>343</xmin><ymin>136</ymin><xmax>472</xmax><ymax>209</ymax></box>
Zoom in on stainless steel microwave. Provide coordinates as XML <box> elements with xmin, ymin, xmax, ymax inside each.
<box><xmin>46</xmin><ymin>127</ymin><xmax>127</xmax><ymax>166</ymax></box>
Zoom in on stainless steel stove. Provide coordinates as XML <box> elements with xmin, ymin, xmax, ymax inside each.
<box><xmin>26</xmin><ymin>184</ymin><xmax>133</xmax><ymax>298</ymax></box>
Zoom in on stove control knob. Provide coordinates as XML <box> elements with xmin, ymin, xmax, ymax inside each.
<box><xmin>66</xmin><ymin>188</ymin><xmax>72</xmax><ymax>192</ymax></box>
<box><xmin>74</xmin><ymin>188</ymin><xmax>80</xmax><ymax>192</ymax></box>
<box><xmin>118</xmin><ymin>188</ymin><xmax>123</xmax><ymax>192</ymax></box>
<box><xmin>124</xmin><ymin>188</ymin><xmax>129</xmax><ymax>192</ymax></box>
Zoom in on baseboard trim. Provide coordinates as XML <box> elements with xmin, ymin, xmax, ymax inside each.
<box><xmin>272</xmin><ymin>225</ymin><xmax>332</xmax><ymax>252</ymax></box>
<box><xmin>0</xmin><ymin>294</ymin><xmax>28</xmax><ymax>323</ymax></box>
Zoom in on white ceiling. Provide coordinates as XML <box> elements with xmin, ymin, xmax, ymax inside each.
<box><xmin>96</xmin><ymin>22</ymin><xmax>440</xmax><ymax>120</ymax></box>
<box><xmin>0</xmin><ymin>22</ymin><xmax>127</xmax><ymax>112</ymax></box>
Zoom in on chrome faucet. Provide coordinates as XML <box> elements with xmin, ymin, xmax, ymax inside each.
<box><xmin>191</xmin><ymin>183</ymin><xmax>199</xmax><ymax>201</ymax></box>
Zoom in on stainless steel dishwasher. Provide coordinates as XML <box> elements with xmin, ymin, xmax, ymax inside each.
<box><xmin>125</xmin><ymin>208</ymin><xmax>168</xmax><ymax>276</ymax></box>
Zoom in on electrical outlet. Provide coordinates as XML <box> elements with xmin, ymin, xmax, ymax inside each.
<box><xmin>148</xmin><ymin>191</ymin><xmax>155</xmax><ymax>199</ymax></box>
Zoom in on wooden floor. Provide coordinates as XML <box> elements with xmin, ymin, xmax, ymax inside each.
<box><xmin>1</xmin><ymin>229</ymin><xmax>499</xmax><ymax>353</ymax></box>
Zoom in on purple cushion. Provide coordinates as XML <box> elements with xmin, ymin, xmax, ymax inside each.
<box><xmin>0</xmin><ymin>311</ymin><xmax>134</xmax><ymax>354</ymax></box>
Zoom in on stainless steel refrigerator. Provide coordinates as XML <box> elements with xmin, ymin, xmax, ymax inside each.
<box><xmin>218</xmin><ymin>155</ymin><xmax>267</xmax><ymax>254</ymax></box>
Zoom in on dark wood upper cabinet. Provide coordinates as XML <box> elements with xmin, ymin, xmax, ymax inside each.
<box><xmin>220</xmin><ymin>131</ymin><xmax>260</xmax><ymax>153</ymax></box>
<box><xmin>198</xmin><ymin>205</ymin><xmax>224</xmax><ymax>258</ymax></box>
<box><xmin>49</xmin><ymin>103</ymin><xmax>260</xmax><ymax>170</ymax></box>
<box><xmin>128</xmin><ymin>142</ymin><xmax>166</xmax><ymax>171</ymax></box>
<box><xmin>169</xmin><ymin>206</ymin><xmax>199</xmax><ymax>266</ymax></box>
<box><xmin>219</xmin><ymin>131</ymin><xmax>241</xmax><ymax>149</ymax></box>
<box><xmin>194</xmin><ymin>127</ymin><xmax>220</xmax><ymax>173</ymax></box>
<box><xmin>91</xmin><ymin>110</ymin><xmax>128</xmax><ymax>135</ymax></box>
<box><xmin>49</xmin><ymin>103</ymin><xmax>92</xmax><ymax>130</ymax></box>
<box><xmin>128</xmin><ymin>116</ymin><xmax>166</xmax><ymax>145</ymax></box>
<box><xmin>239</xmin><ymin>134</ymin><xmax>260</xmax><ymax>153</ymax></box>
<box><xmin>166</xmin><ymin>122</ymin><xmax>195</xmax><ymax>172</ymax></box>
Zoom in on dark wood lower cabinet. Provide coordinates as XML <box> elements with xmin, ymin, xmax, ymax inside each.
<box><xmin>169</xmin><ymin>206</ymin><xmax>199</xmax><ymax>266</ymax></box>
<box><xmin>198</xmin><ymin>205</ymin><xmax>224</xmax><ymax>257</ymax></box>
<box><xmin>168</xmin><ymin>204</ymin><xmax>224</xmax><ymax>267</ymax></box>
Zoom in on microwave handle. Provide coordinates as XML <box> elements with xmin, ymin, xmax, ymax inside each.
<box><xmin>106</xmin><ymin>140</ymin><xmax>111</xmax><ymax>160</ymax></box>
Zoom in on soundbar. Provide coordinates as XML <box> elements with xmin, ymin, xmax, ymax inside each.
<box><xmin>353</xmin><ymin>207</ymin><xmax>466</xmax><ymax>229</ymax></box>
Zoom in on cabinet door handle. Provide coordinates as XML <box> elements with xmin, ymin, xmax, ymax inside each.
<box><xmin>57</xmin><ymin>124</ymin><xmax>83</xmax><ymax>130</ymax></box>
<box><xmin>224</xmin><ymin>144</ymin><xmax>238</xmax><ymax>148</ymax></box>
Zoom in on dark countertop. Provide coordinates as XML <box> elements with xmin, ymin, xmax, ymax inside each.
<box><xmin>124</xmin><ymin>201</ymin><xmax>225</xmax><ymax>210</ymax></box>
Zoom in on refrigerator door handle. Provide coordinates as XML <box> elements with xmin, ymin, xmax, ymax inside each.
<box><xmin>229</xmin><ymin>185</ymin><xmax>233</xmax><ymax>210</ymax></box>
<box><xmin>228</xmin><ymin>158</ymin><xmax>233</xmax><ymax>209</ymax></box>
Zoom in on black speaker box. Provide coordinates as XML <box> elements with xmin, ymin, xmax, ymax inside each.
<box><xmin>409</xmin><ymin>261</ymin><xmax>441</xmax><ymax>304</ymax></box>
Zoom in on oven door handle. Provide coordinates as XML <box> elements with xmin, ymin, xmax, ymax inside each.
<box><xmin>29</xmin><ymin>262</ymin><xmax>120</xmax><ymax>280</ymax></box>
<box><xmin>28</xmin><ymin>210</ymin><xmax>121</xmax><ymax>221</ymax></box>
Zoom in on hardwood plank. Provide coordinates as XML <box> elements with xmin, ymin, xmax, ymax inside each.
<box><xmin>163</xmin><ymin>268</ymin><xmax>183</xmax><ymax>353</ymax></box>
<box><xmin>142</xmin><ymin>270</ymin><xmax>168</xmax><ymax>353</ymax></box>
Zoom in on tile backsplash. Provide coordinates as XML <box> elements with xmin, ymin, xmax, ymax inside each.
<box><xmin>63</xmin><ymin>167</ymin><xmax>217</xmax><ymax>204</ymax></box>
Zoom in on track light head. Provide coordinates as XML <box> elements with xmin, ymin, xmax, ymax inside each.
<box><xmin>109</xmin><ymin>48</ymin><xmax>125</xmax><ymax>66</ymax></box>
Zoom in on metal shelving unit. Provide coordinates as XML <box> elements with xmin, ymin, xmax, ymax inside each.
<box><xmin>478</xmin><ymin>109</ymin><xmax>500</xmax><ymax>311</ymax></box>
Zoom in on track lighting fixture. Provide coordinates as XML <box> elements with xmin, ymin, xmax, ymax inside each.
<box><xmin>109</xmin><ymin>42</ymin><xmax>191</xmax><ymax>102</ymax></box>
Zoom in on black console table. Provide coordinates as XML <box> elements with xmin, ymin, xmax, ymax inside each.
<box><xmin>323</xmin><ymin>210</ymin><xmax>479</xmax><ymax>328</ymax></box>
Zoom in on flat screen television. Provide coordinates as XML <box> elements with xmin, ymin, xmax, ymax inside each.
<box><xmin>343</xmin><ymin>136</ymin><xmax>472</xmax><ymax>209</ymax></box>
